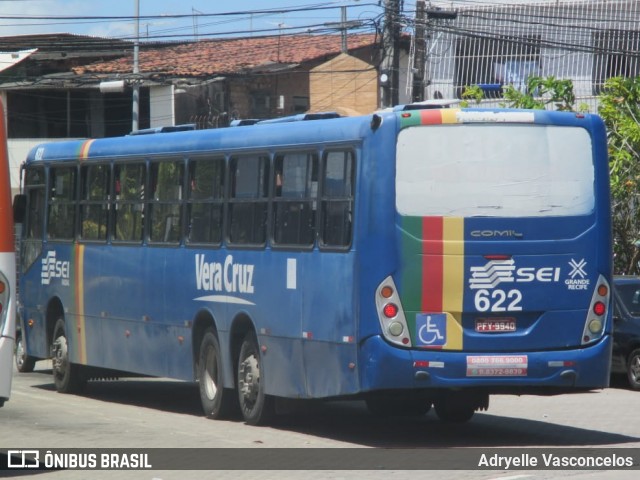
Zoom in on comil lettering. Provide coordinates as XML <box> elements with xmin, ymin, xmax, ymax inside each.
<box><xmin>195</xmin><ymin>254</ymin><xmax>255</xmax><ymax>294</ymax></box>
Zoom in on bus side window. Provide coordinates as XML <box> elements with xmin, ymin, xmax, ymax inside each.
<box><xmin>149</xmin><ymin>160</ymin><xmax>184</xmax><ymax>244</ymax></box>
<box><xmin>21</xmin><ymin>167</ymin><xmax>45</xmax><ymax>271</ymax></box>
<box><xmin>186</xmin><ymin>157</ymin><xmax>224</xmax><ymax>245</ymax></box>
<box><xmin>47</xmin><ymin>166</ymin><xmax>77</xmax><ymax>241</ymax></box>
<box><xmin>80</xmin><ymin>164</ymin><xmax>110</xmax><ymax>242</ymax></box>
<box><xmin>272</xmin><ymin>152</ymin><xmax>317</xmax><ymax>247</ymax></box>
<box><xmin>320</xmin><ymin>150</ymin><xmax>354</xmax><ymax>248</ymax></box>
<box><xmin>112</xmin><ymin>163</ymin><xmax>146</xmax><ymax>243</ymax></box>
<box><xmin>228</xmin><ymin>155</ymin><xmax>269</xmax><ymax>246</ymax></box>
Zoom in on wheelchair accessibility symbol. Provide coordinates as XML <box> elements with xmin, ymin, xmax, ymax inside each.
<box><xmin>416</xmin><ymin>313</ymin><xmax>447</xmax><ymax>347</ymax></box>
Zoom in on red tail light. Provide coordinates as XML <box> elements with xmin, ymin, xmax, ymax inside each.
<box><xmin>383</xmin><ymin>303</ymin><xmax>398</xmax><ymax>318</ymax></box>
<box><xmin>593</xmin><ymin>301</ymin><xmax>606</xmax><ymax>316</ymax></box>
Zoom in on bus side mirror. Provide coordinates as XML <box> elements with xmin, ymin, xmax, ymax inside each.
<box><xmin>13</xmin><ymin>194</ymin><xmax>26</xmax><ymax>224</ymax></box>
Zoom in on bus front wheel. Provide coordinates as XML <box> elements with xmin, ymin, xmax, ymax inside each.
<box><xmin>627</xmin><ymin>349</ymin><xmax>640</xmax><ymax>390</ymax></box>
<box><xmin>51</xmin><ymin>318</ymin><xmax>85</xmax><ymax>393</ymax></box>
<box><xmin>237</xmin><ymin>332</ymin><xmax>274</xmax><ymax>426</ymax></box>
<box><xmin>15</xmin><ymin>331</ymin><xmax>36</xmax><ymax>373</ymax></box>
<box><xmin>198</xmin><ymin>329</ymin><xmax>237</xmax><ymax>419</ymax></box>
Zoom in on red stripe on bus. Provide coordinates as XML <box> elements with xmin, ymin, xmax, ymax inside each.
<box><xmin>0</xmin><ymin>99</ymin><xmax>13</xmax><ymax>253</ymax></box>
<box><xmin>419</xmin><ymin>109</ymin><xmax>444</xmax><ymax>125</ymax></box>
<box><xmin>422</xmin><ymin>216</ymin><xmax>443</xmax><ymax>312</ymax></box>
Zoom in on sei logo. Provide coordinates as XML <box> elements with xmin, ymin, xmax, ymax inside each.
<box><xmin>41</xmin><ymin>251</ymin><xmax>70</xmax><ymax>286</ymax></box>
<box><xmin>469</xmin><ymin>259</ymin><xmax>561</xmax><ymax>313</ymax></box>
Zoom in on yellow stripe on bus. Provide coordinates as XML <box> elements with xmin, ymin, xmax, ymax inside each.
<box><xmin>440</xmin><ymin>109</ymin><xmax>459</xmax><ymax>125</ymax></box>
<box><xmin>442</xmin><ymin>217</ymin><xmax>464</xmax><ymax>350</ymax></box>
<box><xmin>79</xmin><ymin>139</ymin><xmax>94</xmax><ymax>160</ymax></box>
<box><xmin>74</xmin><ymin>244</ymin><xmax>87</xmax><ymax>364</ymax></box>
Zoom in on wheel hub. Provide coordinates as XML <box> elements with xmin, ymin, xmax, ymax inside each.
<box><xmin>52</xmin><ymin>336</ymin><xmax>68</xmax><ymax>376</ymax></box>
<box><xmin>239</xmin><ymin>354</ymin><xmax>260</xmax><ymax>404</ymax></box>
<box><xmin>203</xmin><ymin>347</ymin><xmax>219</xmax><ymax>400</ymax></box>
<box><xmin>631</xmin><ymin>355</ymin><xmax>640</xmax><ymax>383</ymax></box>
<box><xmin>15</xmin><ymin>340</ymin><xmax>25</xmax><ymax>367</ymax></box>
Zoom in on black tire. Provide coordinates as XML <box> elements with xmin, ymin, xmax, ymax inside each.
<box><xmin>51</xmin><ymin>318</ymin><xmax>85</xmax><ymax>393</ymax></box>
<box><xmin>198</xmin><ymin>329</ymin><xmax>237</xmax><ymax>419</ymax></box>
<box><xmin>15</xmin><ymin>332</ymin><xmax>36</xmax><ymax>373</ymax></box>
<box><xmin>366</xmin><ymin>393</ymin><xmax>431</xmax><ymax>417</ymax></box>
<box><xmin>434</xmin><ymin>400</ymin><xmax>475</xmax><ymax>423</ymax></box>
<box><xmin>237</xmin><ymin>332</ymin><xmax>274</xmax><ymax>425</ymax></box>
<box><xmin>627</xmin><ymin>348</ymin><xmax>640</xmax><ymax>390</ymax></box>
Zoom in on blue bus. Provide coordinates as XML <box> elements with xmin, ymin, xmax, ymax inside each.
<box><xmin>14</xmin><ymin>106</ymin><xmax>612</xmax><ymax>424</ymax></box>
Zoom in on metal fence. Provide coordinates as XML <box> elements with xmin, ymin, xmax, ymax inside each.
<box><xmin>407</xmin><ymin>0</ymin><xmax>640</xmax><ymax>111</ymax></box>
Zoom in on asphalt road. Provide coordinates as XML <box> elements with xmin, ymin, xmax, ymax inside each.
<box><xmin>1</xmin><ymin>360</ymin><xmax>639</xmax><ymax>480</ymax></box>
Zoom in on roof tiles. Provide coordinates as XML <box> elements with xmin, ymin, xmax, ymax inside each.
<box><xmin>73</xmin><ymin>34</ymin><xmax>377</xmax><ymax>78</ymax></box>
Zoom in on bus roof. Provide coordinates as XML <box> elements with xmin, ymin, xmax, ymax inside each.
<box><xmin>25</xmin><ymin>107</ymin><xmax>603</xmax><ymax>164</ymax></box>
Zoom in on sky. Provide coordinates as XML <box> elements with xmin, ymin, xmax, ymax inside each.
<box><xmin>0</xmin><ymin>0</ymin><xmax>581</xmax><ymax>42</ymax></box>
<box><xmin>0</xmin><ymin>0</ymin><xmax>392</xmax><ymax>41</ymax></box>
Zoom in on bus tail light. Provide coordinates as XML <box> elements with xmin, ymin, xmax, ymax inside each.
<box><xmin>581</xmin><ymin>275</ymin><xmax>610</xmax><ymax>345</ymax></box>
<box><xmin>375</xmin><ymin>277</ymin><xmax>411</xmax><ymax>347</ymax></box>
<box><xmin>383</xmin><ymin>303</ymin><xmax>398</xmax><ymax>318</ymax></box>
<box><xmin>593</xmin><ymin>301</ymin><xmax>606</xmax><ymax>316</ymax></box>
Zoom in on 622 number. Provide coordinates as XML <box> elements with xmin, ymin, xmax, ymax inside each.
<box><xmin>474</xmin><ymin>289</ymin><xmax>523</xmax><ymax>312</ymax></box>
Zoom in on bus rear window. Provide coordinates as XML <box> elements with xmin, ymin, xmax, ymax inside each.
<box><xmin>396</xmin><ymin>125</ymin><xmax>595</xmax><ymax>217</ymax></box>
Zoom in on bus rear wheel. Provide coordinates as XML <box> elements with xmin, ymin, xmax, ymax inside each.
<box><xmin>365</xmin><ymin>392</ymin><xmax>432</xmax><ymax>416</ymax></box>
<box><xmin>198</xmin><ymin>329</ymin><xmax>237</xmax><ymax>419</ymax></box>
<box><xmin>433</xmin><ymin>392</ymin><xmax>487</xmax><ymax>423</ymax></box>
<box><xmin>434</xmin><ymin>400</ymin><xmax>475</xmax><ymax>423</ymax></box>
<box><xmin>51</xmin><ymin>319</ymin><xmax>85</xmax><ymax>393</ymax></box>
<box><xmin>237</xmin><ymin>332</ymin><xmax>274</xmax><ymax>426</ymax></box>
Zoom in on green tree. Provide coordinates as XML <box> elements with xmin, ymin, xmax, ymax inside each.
<box><xmin>501</xmin><ymin>76</ymin><xmax>576</xmax><ymax>111</ymax></box>
<box><xmin>598</xmin><ymin>76</ymin><xmax>640</xmax><ymax>274</ymax></box>
<box><xmin>460</xmin><ymin>85</ymin><xmax>484</xmax><ymax>107</ymax></box>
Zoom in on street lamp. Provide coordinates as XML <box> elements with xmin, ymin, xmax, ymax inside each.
<box><xmin>99</xmin><ymin>80</ymin><xmax>126</xmax><ymax>93</ymax></box>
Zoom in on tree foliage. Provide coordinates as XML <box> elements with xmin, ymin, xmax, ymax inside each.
<box><xmin>501</xmin><ymin>76</ymin><xmax>576</xmax><ymax>111</ymax></box>
<box><xmin>598</xmin><ymin>77</ymin><xmax>640</xmax><ymax>274</ymax></box>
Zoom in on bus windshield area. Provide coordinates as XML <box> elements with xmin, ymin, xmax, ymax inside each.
<box><xmin>396</xmin><ymin>124</ymin><xmax>595</xmax><ymax>218</ymax></box>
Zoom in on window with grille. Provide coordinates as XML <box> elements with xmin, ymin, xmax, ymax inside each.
<box><xmin>454</xmin><ymin>35</ymin><xmax>541</xmax><ymax>99</ymax></box>
<box><xmin>592</xmin><ymin>29</ymin><xmax>640</xmax><ymax>95</ymax></box>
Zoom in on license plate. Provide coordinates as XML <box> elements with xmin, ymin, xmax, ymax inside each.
<box><xmin>475</xmin><ymin>318</ymin><xmax>516</xmax><ymax>333</ymax></box>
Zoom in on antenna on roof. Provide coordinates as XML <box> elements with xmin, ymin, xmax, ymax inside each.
<box><xmin>193</xmin><ymin>8</ymin><xmax>203</xmax><ymax>41</ymax></box>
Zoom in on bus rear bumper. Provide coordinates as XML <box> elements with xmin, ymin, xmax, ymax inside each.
<box><xmin>359</xmin><ymin>335</ymin><xmax>612</xmax><ymax>393</ymax></box>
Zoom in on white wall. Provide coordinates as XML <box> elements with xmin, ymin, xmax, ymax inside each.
<box><xmin>150</xmin><ymin>85</ymin><xmax>175</xmax><ymax>128</ymax></box>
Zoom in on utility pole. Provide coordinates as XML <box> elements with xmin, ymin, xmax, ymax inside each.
<box><xmin>341</xmin><ymin>6</ymin><xmax>347</xmax><ymax>53</ymax></box>
<box><xmin>382</xmin><ymin>0</ymin><xmax>402</xmax><ymax>107</ymax></box>
<box><xmin>325</xmin><ymin>7</ymin><xmax>363</xmax><ymax>54</ymax></box>
<box><xmin>132</xmin><ymin>0</ymin><xmax>140</xmax><ymax>133</ymax></box>
<box><xmin>412</xmin><ymin>0</ymin><xmax>427</xmax><ymax>102</ymax></box>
